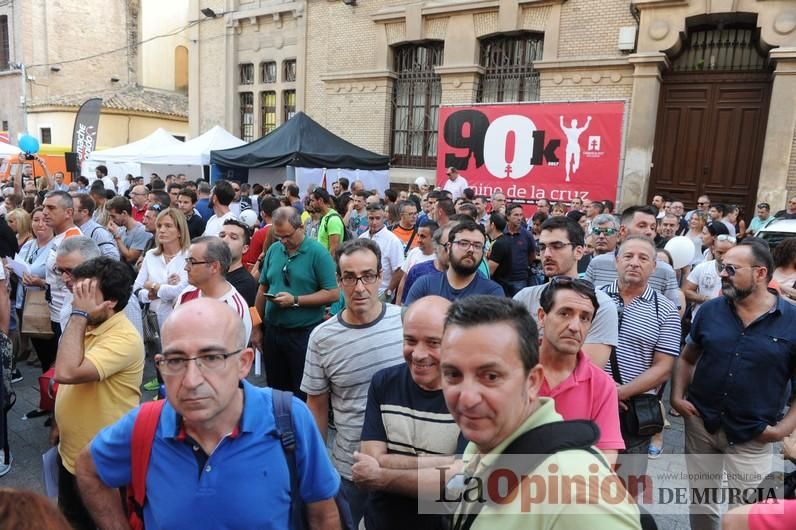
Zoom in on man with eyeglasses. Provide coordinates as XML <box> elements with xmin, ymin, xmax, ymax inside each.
<box><xmin>442</xmin><ymin>167</ymin><xmax>468</xmax><ymax>201</ymax></box>
<box><xmin>747</xmin><ymin>203</ymin><xmax>775</xmax><ymax>236</ymax></box>
<box><xmin>672</xmin><ymin>239</ymin><xmax>796</xmax><ymax>530</ymax></box>
<box><xmin>514</xmin><ymin>216</ymin><xmax>618</xmax><ymax>368</ymax></box>
<box><xmin>600</xmin><ymin>236</ymin><xmax>680</xmax><ymax>485</ymax></box>
<box><xmin>176</xmin><ymin>236</ymin><xmax>252</xmax><ymax>344</ymax></box>
<box><xmin>129</xmin><ymin>185</ymin><xmax>149</xmax><ymax>223</ymax></box>
<box><xmin>685</xmin><ymin>194</ymin><xmax>711</xmax><ymax>222</ymax></box>
<box><xmin>590</xmin><ymin>214</ymin><xmax>620</xmax><ymax>256</ymax></box>
<box><xmin>490</xmin><ymin>191</ymin><xmax>507</xmax><ymax>216</ymax></box>
<box><xmin>256</xmin><ymin>207</ymin><xmax>339</xmax><ymax>397</ymax></box>
<box><xmin>76</xmin><ymin>298</ymin><xmax>342</xmax><ymax>529</ymax></box>
<box><xmin>404</xmin><ymin>220</ymin><xmax>503</xmax><ymax>305</ymax></box>
<box><xmin>52</xmin><ymin>256</ymin><xmax>144</xmax><ymax>529</ymax></box>
<box><xmin>683</xmin><ymin>235</ymin><xmax>736</xmax><ymax>321</ymax></box>
<box><xmin>301</xmin><ymin>239</ymin><xmax>404</xmax><ymax>525</ymax></box>
<box><xmin>359</xmin><ymin>202</ymin><xmax>405</xmax><ymax>301</ymax></box>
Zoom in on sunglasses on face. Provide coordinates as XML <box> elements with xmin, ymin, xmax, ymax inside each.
<box><xmin>718</xmin><ymin>264</ymin><xmax>760</xmax><ymax>277</ymax></box>
<box><xmin>591</xmin><ymin>227</ymin><xmax>617</xmax><ymax>236</ymax></box>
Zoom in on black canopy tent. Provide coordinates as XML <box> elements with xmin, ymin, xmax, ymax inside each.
<box><xmin>210</xmin><ymin>112</ymin><xmax>390</xmax><ymax>170</ymax></box>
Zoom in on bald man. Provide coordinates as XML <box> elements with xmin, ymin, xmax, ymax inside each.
<box><xmin>77</xmin><ymin>299</ymin><xmax>342</xmax><ymax>529</ymax></box>
<box><xmin>353</xmin><ymin>296</ymin><xmax>464</xmax><ymax>529</ymax></box>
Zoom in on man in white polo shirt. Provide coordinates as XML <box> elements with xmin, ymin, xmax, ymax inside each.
<box><xmin>358</xmin><ymin>202</ymin><xmax>404</xmax><ymax>301</ymax></box>
<box><xmin>442</xmin><ymin>167</ymin><xmax>468</xmax><ymax>200</ymax></box>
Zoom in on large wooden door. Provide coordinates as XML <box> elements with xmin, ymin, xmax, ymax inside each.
<box><xmin>649</xmin><ymin>72</ymin><xmax>771</xmax><ymax>219</ymax></box>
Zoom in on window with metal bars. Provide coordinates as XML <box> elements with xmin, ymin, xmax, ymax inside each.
<box><xmin>283</xmin><ymin>90</ymin><xmax>296</xmax><ymax>122</ymax></box>
<box><xmin>477</xmin><ymin>33</ymin><xmax>543</xmax><ymax>103</ymax></box>
<box><xmin>261</xmin><ymin>91</ymin><xmax>277</xmax><ymax>135</ymax></box>
<box><xmin>0</xmin><ymin>16</ymin><xmax>9</xmax><ymax>71</ymax></box>
<box><xmin>239</xmin><ymin>63</ymin><xmax>254</xmax><ymax>85</ymax></box>
<box><xmin>261</xmin><ymin>61</ymin><xmax>276</xmax><ymax>83</ymax></box>
<box><xmin>40</xmin><ymin>128</ymin><xmax>52</xmax><ymax>144</ymax></box>
<box><xmin>671</xmin><ymin>26</ymin><xmax>769</xmax><ymax>72</ymax></box>
<box><xmin>239</xmin><ymin>92</ymin><xmax>254</xmax><ymax>141</ymax></box>
<box><xmin>390</xmin><ymin>42</ymin><xmax>443</xmax><ymax>169</ymax></box>
<box><xmin>283</xmin><ymin>60</ymin><xmax>296</xmax><ymax>82</ymax></box>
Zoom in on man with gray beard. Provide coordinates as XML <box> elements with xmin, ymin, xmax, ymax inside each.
<box><xmin>672</xmin><ymin>238</ymin><xmax>796</xmax><ymax>530</ymax></box>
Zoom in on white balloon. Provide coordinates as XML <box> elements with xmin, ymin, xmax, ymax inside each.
<box><xmin>664</xmin><ymin>236</ymin><xmax>695</xmax><ymax>270</ymax></box>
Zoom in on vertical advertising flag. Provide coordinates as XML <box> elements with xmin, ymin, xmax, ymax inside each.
<box><xmin>437</xmin><ymin>102</ymin><xmax>626</xmax><ymax>213</ymax></box>
<box><xmin>71</xmin><ymin>98</ymin><xmax>103</xmax><ymax>167</ymax></box>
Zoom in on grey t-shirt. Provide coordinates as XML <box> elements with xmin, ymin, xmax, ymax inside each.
<box><xmin>300</xmin><ymin>303</ymin><xmax>405</xmax><ymax>480</ymax></box>
<box><xmin>513</xmin><ymin>284</ymin><xmax>618</xmax><ymax>347</ymax></box>
<box><xmin>118</xmin><ymin>222</ymin><xmax>153</xmax><ymax>251</ymax></box>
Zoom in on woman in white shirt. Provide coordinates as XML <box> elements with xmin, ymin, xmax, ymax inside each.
<box><xmin>134</xmin><ymin>208</ymin><xmax>191</xmax><ymax>327</ymax></box>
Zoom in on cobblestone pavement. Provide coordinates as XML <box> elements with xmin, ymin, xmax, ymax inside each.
<box><xmin>3</xmin><ymin>361</ymin><xmax>787</xmax><ymax>530</ymax></box>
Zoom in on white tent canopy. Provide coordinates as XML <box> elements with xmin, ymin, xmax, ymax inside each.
<box><xmin>139</xmin><ymin>125</ymin><xmax>244</xmax><ymax>165</ymax></box>
<box><xmin>89</xmin><ymin>128</ymin><xmax>183</xmax><ymax>164</ymax></box>
<box><xmin>0</xmin><ymin>143</ymin><xmax>21</xmax><ymax>156</ymax></box>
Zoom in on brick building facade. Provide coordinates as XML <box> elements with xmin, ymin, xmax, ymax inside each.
<box><xmin>193</xmin><ymin>0</ymin><xmax>795</xmax><ymax>212</ymax></box>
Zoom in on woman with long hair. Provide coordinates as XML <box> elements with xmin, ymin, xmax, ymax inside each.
<box><xmin>6</xmin><ymin>208</ymin><xmax>32</xmax><ymax>249</ymax></box>
<box><xmin>133</xmin><ymin>208</ymin><xmax>191</xmax><ymax>326</ymax></box>
<box><xmin>773</xmin><ymin>237</ymin><xmax>796</xmax><ymax>303</ymax></box>
<box><xmin>16</xmin><ymin>207</ymin><xmax>55</xmax><ymax>371</ymax></box>
<box><xmin>134</xmin><ymin>208</ymin><xmax>191</xmax><ymax>391</ymax></box>
<box><xmin>686</xmin><ymin>211</ymin><xmax>708</xmax><ymax>265</ymax></box>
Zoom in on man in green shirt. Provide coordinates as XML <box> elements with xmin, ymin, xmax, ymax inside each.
<box><xmin>255</xmin><ymin>207</ymin><xmax>339</xmax><ymax>398</ymax></box>
<box><xmin>440</xmin><ymin>295</ymin><xmax>641</xmax><ymax>530</ymax></box>
<box><xmin>311</xmin><ymin>187</ymin><xmax>345</xmax><ymax>256</ymax></box>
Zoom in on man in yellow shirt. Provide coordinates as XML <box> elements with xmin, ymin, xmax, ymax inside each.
<box><xmin>52</xmin><ymin>256</ymin><xmax>144</xmax><ymax>530</ymax></box>
<box><xmin>441</xmin><ymin>295</ymin><xmax>641</xmax><ymax>530</ymax></box>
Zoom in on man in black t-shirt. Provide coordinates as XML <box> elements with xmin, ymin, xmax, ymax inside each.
<box><xmin>218</xmin><ymin>219</ymin><xmax>257</xmax><ymax>306</ymax></box>
<box><xmin>486</xmin><ymin>212</ymin><xmax>512</xmax><ymax>294</ymax></box>
<box><xmin>354</xmin><ymin>296</ymin><xmax>464</xmax><ymax>530</ymax></box>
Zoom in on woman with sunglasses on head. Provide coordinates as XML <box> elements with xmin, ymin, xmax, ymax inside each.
<box><xmin>701</xmin><ymin>221</ymin><xmax>731</xmax><ymax>262</ymax></box>
<box><xmin>772</xmin><ymin>238</ymin><xmax>796</xmax><ymax>304</ymax></box>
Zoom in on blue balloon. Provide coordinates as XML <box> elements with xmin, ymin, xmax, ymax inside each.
<box><xmin>19</xmin><ymin>134</ymin><xmax>40</xmax><ymax>154</ymax></box>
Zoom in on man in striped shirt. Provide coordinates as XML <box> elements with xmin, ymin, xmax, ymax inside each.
<box><xmin>601</xmin><ymin>236</ymin><xmax>681</xmax><ymax>485</ymax></box>
<box><xmin>354</xmin><ymin>296</ymin><xmax>463</xmax><ymax>530</ymax></box>
<box><xmin>301</xmin><ymin>239</ymin><xmax>404</xmax><ymax>526</ymax></box>
<box><xmin>585</xmin><ymin>205</ymin><xmax>680</xmax><ymax>306</ymax></box>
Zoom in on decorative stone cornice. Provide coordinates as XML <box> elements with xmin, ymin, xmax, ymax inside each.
<box><xmin>319</xmin><ymin>70</ymin><xmax>396</xmax><ymax>83</ymax></box>
<box><xmin>371</xmin><ymin>0</ymin><xmax>564</xmax><ymax>23</ymax></box>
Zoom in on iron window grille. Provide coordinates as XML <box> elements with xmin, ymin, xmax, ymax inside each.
<box><xmin>283</xmin><ymin>90</ymin><xmax>296</xmax><ymax>122</ymax></box>
<box><xmin>390</xmin><ymin>42</ymin><xmax>443</xmax><ymax>169</ymax></box>
<box><xmin>477</xmin><ymin>33</ymin><xmax>543</xmax><ymax>103</ymax></box>
<box><xmin>239</xmin><ymin>63</ymin><xmax>254</xmax><ymax>85</ymax></box>
<box><xmin>283</xmin><ymin>60</ymin><xmax>297</xmax><ymax>82</ymax></box>
<box><xmin>671</xmin><ymin>26</ymin><xmax>770</xmax><ymax>73</ymax></box>
<box><xmin>239</xmin><ymin>92</ymin><xmax>254</xmax><ymax>141</ymax></box>
<box><xmin>261</xmin><ymin>91</ymin><xmax>277</xmax><ymax>136</ymax></box>
<box><xmin>261</xmin><ymin>61</ymin><xmax>277</xmax><ymax>83</ymax></box>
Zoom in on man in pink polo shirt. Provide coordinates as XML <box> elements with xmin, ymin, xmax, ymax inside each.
<box><xmin>536</xmin><ymin>277</ymin><xmax>624</xmax><ymax>464</ymax></box>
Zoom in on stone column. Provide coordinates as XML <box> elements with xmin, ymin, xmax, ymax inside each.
<box><xmin>619</xmin><ymin>52</ymin><xmax>669</xmax><ymax>208</ymax></box>
<box><xmin>756</xmin><ymin>48</ymin><xmax>796</xmax><ymax>208</ymax></box>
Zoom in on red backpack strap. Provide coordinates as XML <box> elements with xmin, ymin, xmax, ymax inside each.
<box><xmin>127</xmin><ymin>400</ymin><xmax>166</xmax><ymax>530</ymax></box>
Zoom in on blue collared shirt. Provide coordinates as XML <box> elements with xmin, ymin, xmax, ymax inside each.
<box><xmin>90</xmin><ymin>381</ymin><xmax>340</xmax><ymax>529</ymax></box>
<box><xmin>687</xmin><ymin>293</ymin><xmax>796</xmax><ymax>443</ymax></box>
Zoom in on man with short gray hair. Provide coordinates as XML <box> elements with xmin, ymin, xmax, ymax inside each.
<box><xmin>72</xmin><ymin>194</ymin><xmax>120</xmax><ymax>260</ymax></box>
<box><xmin>590</xmin><ymin>213</ymin><xmax>619</xmax><ymax>256</ymax></box>
<box><xmin>176</xmin><ymin>236</ymin><xmax>252</xmax><ymax>343</ymax></box>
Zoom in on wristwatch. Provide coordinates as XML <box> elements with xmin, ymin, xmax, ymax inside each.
<box><xmin>292</xmin><ymin>295</ymin><xmax>300</xmax><ymax>308</ymax></box>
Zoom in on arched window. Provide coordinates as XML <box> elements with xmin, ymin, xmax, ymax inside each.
<box><xmin>670</xmin><ymin>25</ymin><xmax>769</xmax><ymax>73</ymax></box>
<box><xmin>174</xmin><ymin>46</ymin><xmax>188</xmax><ymax>93</ymax></box>
<box><xmin>478</xmin><ymin>33</ymin><xmax>543</xmax><ymax>103</ymax></box>
<box><xmin>391</xmin><ymin>42</ymin><xmax>443</xmax><ymax>168</ymax></box>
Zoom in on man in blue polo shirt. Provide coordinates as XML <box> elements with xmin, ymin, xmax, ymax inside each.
<box><xmin>672</xmin><ymin>238</ymin><xmax>796</xmax><ymax>530</ymax></box>
<box><xmin>502</xmin><ymin>203</ymin><xmax>537</xmax><ymax>294</ymax></box>
<box><xmin>75</xmin><ymin>298</ymin><xmax>342</xmax><ymax>529</ymax></box>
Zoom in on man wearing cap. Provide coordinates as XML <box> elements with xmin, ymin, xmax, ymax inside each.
<box><xmin>442</xmin><ymin>168</ymin><xmax>468</xmax><ymax>201</ymax></box>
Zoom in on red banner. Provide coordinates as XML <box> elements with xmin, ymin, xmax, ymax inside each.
<box><xmin>437</xmin><ymin>102</ymin><xmax>625</xmax><ymax>212</ymax></box>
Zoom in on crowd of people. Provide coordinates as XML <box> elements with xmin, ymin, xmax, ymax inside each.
<box><xmin>0</xmin><ymin>159</ymin><xmax>795</xmax><ymax>530</ymax></box>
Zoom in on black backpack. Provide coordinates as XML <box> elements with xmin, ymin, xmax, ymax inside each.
<box><xmin>450</xmin><ymin>420</ymin><xmax>657</xmax><ymax>530</ymax></box>
<box><xmin>321</xmin><ymin>211</ymin><xmax>355</xmax><ymax>243</ymax></box>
